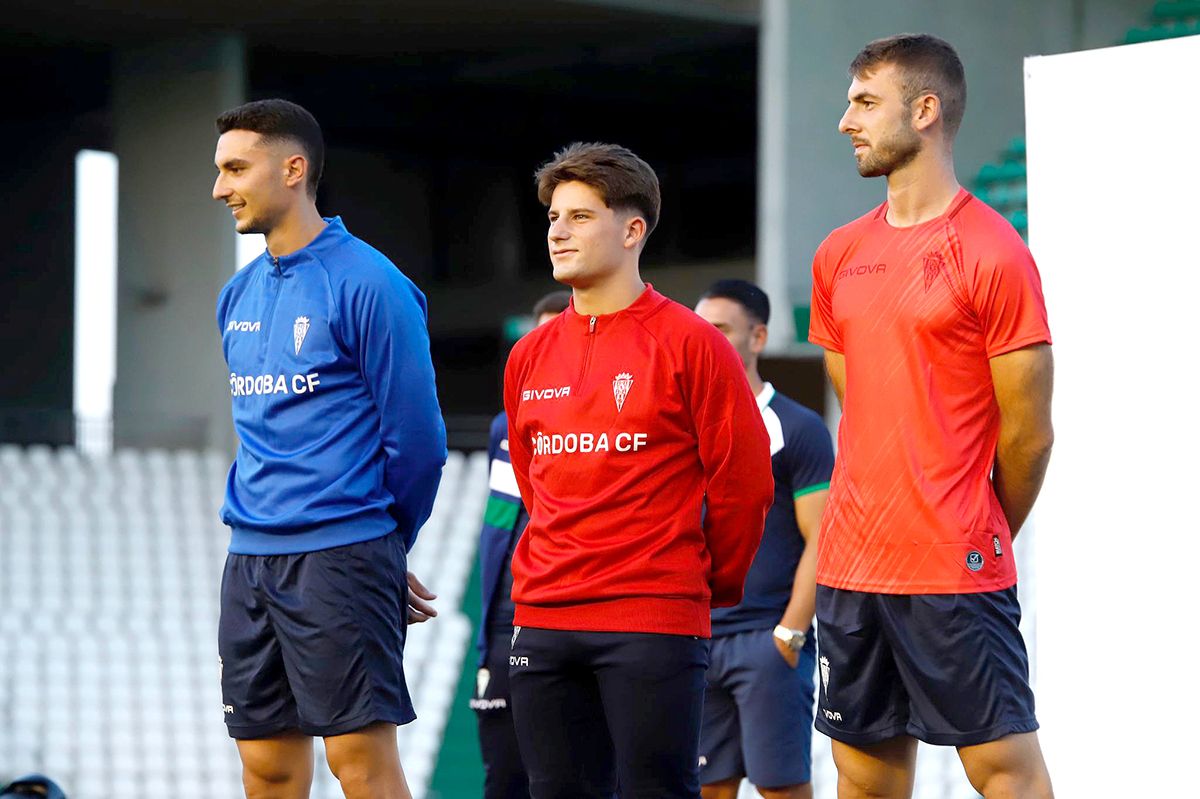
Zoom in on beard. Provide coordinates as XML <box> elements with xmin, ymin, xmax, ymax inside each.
<box><xmin>856</xmin><ymin>124</ymin><xmax>922</xmax><ymax>177</ymax></box>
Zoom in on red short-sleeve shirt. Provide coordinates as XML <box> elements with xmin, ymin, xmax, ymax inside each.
<box><xmin>809</xmin><ymin>190</ymin><xmax>1051</xmax><ymax>594</ymax></box>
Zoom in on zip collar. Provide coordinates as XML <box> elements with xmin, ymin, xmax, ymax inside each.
<box><xmin>263</xmin><ymin>216</ymin><xmax>351</xmax><ymax>272</ymax></box>
<box><xmin>562</xmin><ymin>283</ymin><xmax>668</xmax><ymax>334</ymax></box>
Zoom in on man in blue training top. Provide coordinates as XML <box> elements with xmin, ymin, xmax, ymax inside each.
<box><xmin>212</xmin><ymin>98</ymin><xmax>447</xmax><ymax>799</ymax></box>
<box><xmin>471</xmin><ymin>290</ymin><xmax>571</xmax><ymax>799</ymax></box>
<box><xmin>693</xmin><ymin>280</ymin><xmax>834</xmax><ymax>799</ymax></box>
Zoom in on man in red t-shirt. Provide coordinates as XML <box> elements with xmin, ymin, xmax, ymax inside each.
<box><xmin>809</xmin><ymin>35</ymin><xmax>1055</xmax><ymax>799</ymax></box>
<box><xmin>504</xmin><ymin>142</ymin><xmax>773</xmax><ymax>798</ymax></box>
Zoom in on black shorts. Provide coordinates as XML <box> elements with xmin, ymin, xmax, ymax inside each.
<box><xmin>218</xmin><ymin>531</ymin><xmax>414</xmax><ymax>739</ymax></box>
<box><xmin>472</xmin><ymin>628</ymin><xmax>530</xmax><ymax>799</ymax></box>
<box><xmin>815</xmin><ymin>585</ymin><xmax>1038</xmax><ymax>747</ymax></box>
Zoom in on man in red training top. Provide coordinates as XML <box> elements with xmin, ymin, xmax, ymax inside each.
<box><xmin>809</xmin><ymin>34</ymin><xmax>1055</xmax><ymax>799</ymax></box>
<box><xmin>503</xmin><ymin>142</ymin><xmax>773</xmax><ymax>799</ymax></box>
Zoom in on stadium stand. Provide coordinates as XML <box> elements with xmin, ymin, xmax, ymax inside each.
<box><xmin>0</xmin><ymin>444</ymin><xmax>484</xmax><ymax>799</ymax></box>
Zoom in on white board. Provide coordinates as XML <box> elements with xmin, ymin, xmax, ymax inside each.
<box><xmin>1025</xmin><ymin>35</ymin><xmax>1200</xmax><ymax>796</ymax></box>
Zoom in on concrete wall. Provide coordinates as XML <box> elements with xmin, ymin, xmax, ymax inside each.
<box><xmin>112</xmin><ymin>35</ymin><xmax>244</xmax><ymax>451</ymax></box>
<box><xmin>756</xmin><ymin>0</ymin><xmax>1147</xmax><ymax>354</ymax></box>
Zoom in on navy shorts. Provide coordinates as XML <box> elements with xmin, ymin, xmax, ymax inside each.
<box><xmin>699</xmin><ymin>627</ymin><xmax>815</xmax><ymax>788</ymax></box>
<box><xmin>814</xmin><ymin>585</ymin><xmax>1038</xmax><ymax>747</ymax></box>
<box><xmin>218</xmin><ymin>531</ymin><xmax>414</xmax><ymax>739</ymax></box>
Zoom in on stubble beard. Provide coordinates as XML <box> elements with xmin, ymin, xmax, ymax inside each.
<box><xmin>856</xmin><ymin>125</ymin><xmax>922</xmax><ymax>178</ymax></box>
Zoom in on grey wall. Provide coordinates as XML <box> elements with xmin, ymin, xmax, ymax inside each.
<box><xmin>112</xmin><ymin>35</ymin><xmax>244</xmax><ymax>451</ymax></box>
<box><xmin>756</xmin><ymin>0</ymin><xmax>1147</xmax><ymax>353</ymax></box>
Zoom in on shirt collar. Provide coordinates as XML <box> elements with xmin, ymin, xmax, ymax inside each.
<box><xmin>756</xmin><ymin>381</ymin><xmax>775</xmax><ymax>411</ymax></box>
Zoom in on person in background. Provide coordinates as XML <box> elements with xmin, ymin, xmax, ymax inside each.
<box><xmin>693</xmin><ymin>279</ymin><xmax>833</xmax><ymax>799</ymax></box>
<box><xmin>471</xmin><ymin>289</ymin><xmax>571</xmax><ymax>799</ymax></box>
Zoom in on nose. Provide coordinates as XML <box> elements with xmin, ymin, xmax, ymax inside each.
<box><xmin>838</xmin><ymin>106</ymin><xmax>857</xmax><ymax>135</ymax></box>
<box><xmin>548</xmin><ymin>217</ymin><xmax>569</xmax><ymax>241</ymax></box>
<box><xmin>213</xmin><ymin>173</ymin><xmax>230</xmax><ymax>201</ymax></box>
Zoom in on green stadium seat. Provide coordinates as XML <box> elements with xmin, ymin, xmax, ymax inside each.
<box><xmin>1004</xmin><ymin>136</ymin><xmax>1027</xmax><ymax>161</ymax></box>
<box><xmin>1152</xmin><ymin>1</ymin><xmax>1200</xmax><ymax>23</ymax></box>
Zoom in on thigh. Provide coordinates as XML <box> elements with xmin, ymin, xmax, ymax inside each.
<box><xmin>698</xmin><ymin>637</ymin><xmax>743</xmax><ymax>786</ymax></box>
<box><xmin>509</xmin><ymin>627</ymin><xmax>615</xmax><ymax>799</ymax></box>
<box><xmin>880</xmin><ymin>588</ymin><xmax>1039</xmax><ymax>746</ymax></box>
<box><xmin>814</xmin><ymin>587</ymin><xmax>908</xmax><ymax>746</ymax></box>
<box><xmin>219</xmin><ymin>553</ymin><xmax>300</xmax><ymax>739</ymax></box>
<box><xmin>592</xmin><ymin>632</ymin><xmax>710</xmax><ymax>799</ymax></box>
<box><xmin>728</xmin><ymin>629</ymin><xmax>815</xmax><ymax>789</ymax></box>
<box><xmin>830</xmin><ymin>736</ymin><xmax>917</xmax><ymax>799</ymax></box>
<box><xmin>270</xmin><ymin>532</ymin><xmax>415</xmax><ymax>737</ymax></box>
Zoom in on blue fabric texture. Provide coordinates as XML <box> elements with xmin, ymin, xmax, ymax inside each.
<box><xmin>216</xmin><ymin>217</ymin><xmax>446</xmax><ymax>555</ymax></box>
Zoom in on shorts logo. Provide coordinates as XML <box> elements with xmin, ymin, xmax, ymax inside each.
<box><xmin>698</xmin><ymin>755</ymin><xmax>708</xmax><ymax>767</ymax></box>
<box><xmin>510</xmin><ymin>656</ymin><xmax>529</xmax><ymax>667</ymax></box>
<box><xmin>923</xmin><ymin>251</ymin><xmax>945</xmax><ymax>291</ymax></box>
<box><xmin>993</xmin><ymin>535</ymin><xmax>1003</xmax><ymax>557</ymax></box>
<box><xmin>476</xmin><ymin>668</ymin><xmax>491</xmax><ymax>698</ymax></box>
<box><xmin>966</xmin><ymin>550</ymin><xmax>985</xmax><ymax>572</ymax></box>
<box><xmin>819</xmin><ymin>656</ymin><xmax>831</xmax><ymax>702</ymax></box>
<box><xmin>512</xmin><ymin>626</ymin><xmax>521</xmax><ymax>649</ymax></box>
<box><xmin>613</xmin><ymin>372</ymin><xmax>633</xmax><ymax>412</ymax></box>
<box><xmin>294</xmin><ymin>316</ymin><xmax>310</xmax><ymax>355</ymax></box>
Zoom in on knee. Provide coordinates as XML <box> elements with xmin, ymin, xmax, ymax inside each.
<box><xmin>241</xmin><ymin>757</ymin><xmax>304</xmax><ymax>796</ymax></box>
<box><xmin>757</xmin><ymin>784</ymin><xmax>811</xmax><ymax>799</ymax></box>
<box><xmin>974</xmin><ymin>773</ymin><xmax>1054</xmax><ymax>799</ymax></box>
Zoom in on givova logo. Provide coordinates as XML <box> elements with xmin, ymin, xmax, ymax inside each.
<box><xmin>226</xmin><ymin>320</ymin><xmax>260</xmax><ymax>332</ymax></box>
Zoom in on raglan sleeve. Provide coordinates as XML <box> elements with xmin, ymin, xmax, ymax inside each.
<box><xmin>971</xmin><ymin>229</ymin><xmax>1052</xmax><ymax>357</ymax></box>
<box><xmin>685</xmin><ymin>325</ymin><xmax>774</xmax><ymax>608</ymax></box>
<box><xmin>350</xmin><ymin>268</ymin><xmax>448</xmax><ymax>550</ymax></box>
<box><xmin>808</xmin><ymin>236</ymin><xmax>843</xmax><ymax>352</ymax></box>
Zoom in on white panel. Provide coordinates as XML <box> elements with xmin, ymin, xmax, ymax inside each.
<box><xmin>236</xmin><ymin>231</ymin><xmax>266</xmax><ymax>271</ymax></box>
<box><xmin>1025</xmin><ymin>36</ymin><xmax>1200</xmax><ymax>798</ymax></box>
<box><xmin>73</xmin><ymin>150</ymin><xmax>118</xmax><ymax>454</ymax></box>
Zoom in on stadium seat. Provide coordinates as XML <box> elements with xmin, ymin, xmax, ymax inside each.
<box><xmin>0</xmin><ymin>444</ymin><xmax>483</xmax><ymax>799</ymax></box>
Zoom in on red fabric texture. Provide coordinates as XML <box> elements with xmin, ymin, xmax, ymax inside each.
<box><xmin>504</xmin><ymin>285</ymin><xmax>773</xmax><ymax>636</ymax></box>
<box><xmin>810</xmin><ymin>191</ymin><xmax>1052</xmax><ymax>594</ymax></box>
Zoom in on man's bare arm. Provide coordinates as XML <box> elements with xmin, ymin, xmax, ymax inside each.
<box><xmin>776</xmin><ymin>489</ymin><xmax>829</xmax><ymax>668</ymax></box>
<box><xmin>824</xmin><ymin>350</ymin><xmax>846</xmax><ymax>408</ymax></box>
<box><xmin>990</xmin><ymin>344</ymin><xmax>1054</xmax><ymax>538</ymax></box>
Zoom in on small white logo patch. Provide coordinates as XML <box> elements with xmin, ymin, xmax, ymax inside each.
<box><xmin>612</xmin><ymin>372</ymin><xmax>633</xmax><ymax>412</ymax></box>
<box><xmin>294</xmin><ymin>316</ymin><xmax>310</xmax><ymax>355</ymax></box>
<box><xmin>476</xmin><ymin>668</ymin><xmax>491</xmax><ymax>698</ymax></box>
<box><xmin>512</xmin><ymin>626</ymin><xmax>521</xmax><ymax>649</ymax></box>
<box><xmin>820</xmin><ymin>656</ymin><xmax>831</xmax><ymax>701</ymax></box>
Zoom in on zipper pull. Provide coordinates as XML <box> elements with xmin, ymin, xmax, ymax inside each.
<box><xmin>589</xmin><ymin>316</ymin><xmax>596</xmax><ymax>334</ymax></box>
<box><xmin>273</xmin><ymin>256</ymin><xmax>281</xmax><ymax>275</ymax></box>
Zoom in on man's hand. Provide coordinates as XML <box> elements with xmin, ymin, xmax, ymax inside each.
<box><xmin>407</xmin><ymin>571</ymin><xmax>438</xmax><ymax>623</ymax></box>
<box><xmin>773</xmin><ymin>635</ymin><xmax>800</xmax><ymax>669</ymax></box>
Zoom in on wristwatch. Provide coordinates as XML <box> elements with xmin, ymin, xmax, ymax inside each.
<box><xmin>773</xmin><ymin>624</ymin><xmax>807</xmax><ymax>652</ymax></box>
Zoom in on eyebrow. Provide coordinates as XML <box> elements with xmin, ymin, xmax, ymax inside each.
<box><xmin>217</xmin><ymin>158</ymin><xmax>251</xmax><ymax>169</ymax></box>
<box><xmin>548</xmin><ymin>207</ymin><xmax>598</xmax><ymax>216</ymax></box>
<box><xmin>850</xmin><ymin>91</ymin><xmax>881</xmax><ymax>103</ymax></box>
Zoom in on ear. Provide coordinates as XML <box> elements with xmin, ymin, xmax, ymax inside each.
<box><xmin>912</xmin><ymin>92</ymin><xmax>941</xmax><ymax>134</ymax></box>
<box><xmin>283</xmin><ymin>153</ymin><xmax>308</xmax><ymax>191</ymax></box>
<box><xmin>623</xmin><ymin>215</ymin><xmax>648</xmax><ymax>251</ymax></box>
<box><xmin>750</xmin><ymin>322</ymin><xmax>769</xmax><ymax>355</ymax></box>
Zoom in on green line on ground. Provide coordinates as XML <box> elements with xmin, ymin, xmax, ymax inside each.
<box><xmin>426</xmin><ymin>550</ymin><xmax>485</xmax><ymax>799</ymax></box>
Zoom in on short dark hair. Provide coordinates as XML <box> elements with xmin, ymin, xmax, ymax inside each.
<box><xmin>535</xmin><ymin>142</ymin><xmax>661</xmax><ymax>235</ymax></box>
<box><xmin>700</xmin><ymin>279</ymin><xmax>770</xmax><ymax>326</ymax></box>
<box><xmin>532</xmin><ymin>290</ymin><xmax>571</xmax><ymax>318</ymax></box>
<box><xmin>849</xmin><ymin>34</ymin><xmax>967</xmax><ymax>139</ymax></box>
<box><xmin>216</xmin><ymin>99</ymin><xmax>325</xmax><ymax>196</ymax></box>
